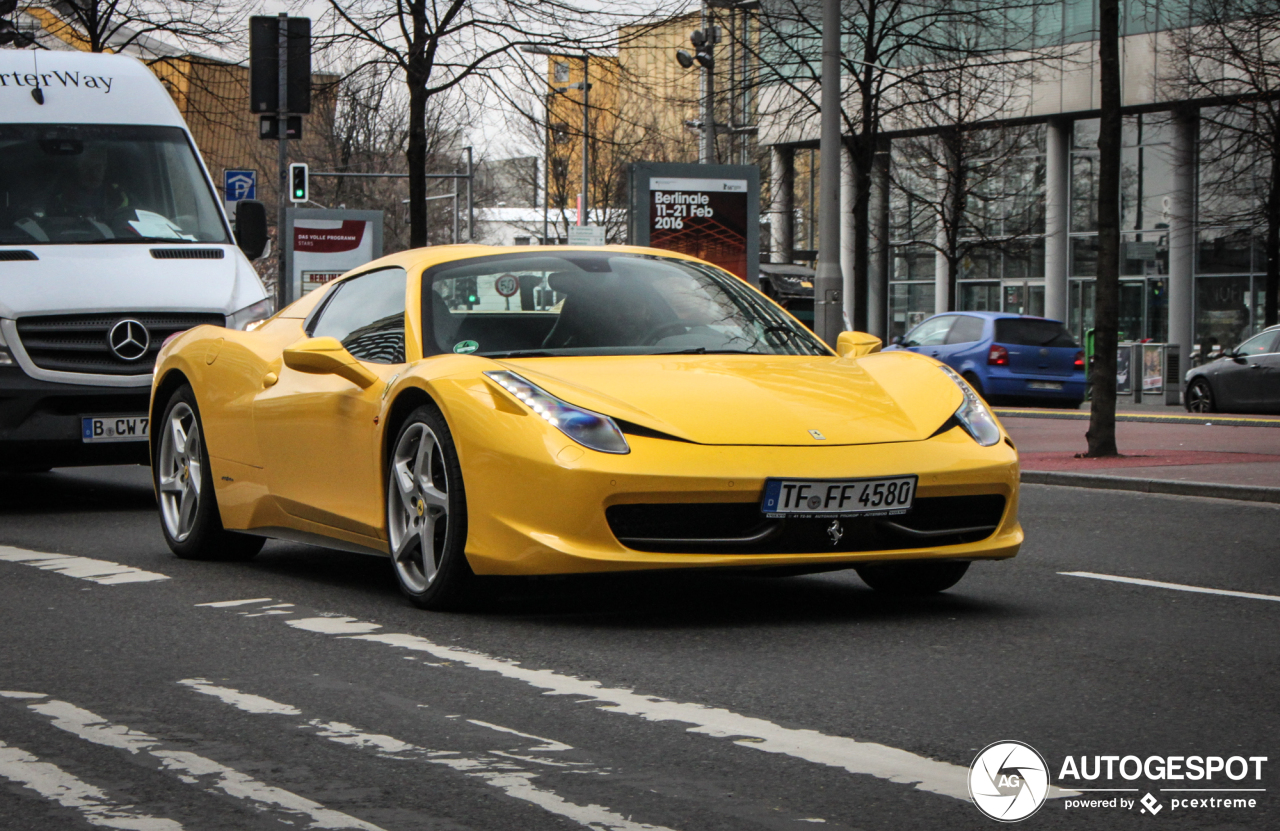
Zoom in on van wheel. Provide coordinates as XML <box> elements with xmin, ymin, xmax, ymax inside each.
<box><xmin>855</xmin><ymin>561</ymin><xmax>970</xmax><ymax>594</ymax></box>
<box><xmin>155</xmin><ymin>386</ymin><xmax>264</xmax><ymax>561</ymax></box>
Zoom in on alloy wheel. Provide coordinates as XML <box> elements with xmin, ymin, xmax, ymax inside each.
<box><xmin>388</xmin><ymin>422</ymin><xmax>450</xmax><ymax>593</ymax></box>
<box><xmin>1186</xmin><ymin>380</ymin><xmax>1213</xmax><ymax>413</ymax></box>
<box><xmin>157</xmin><ymin>402</ymin><xmax>202</xmax><ymax>542</ymax></box>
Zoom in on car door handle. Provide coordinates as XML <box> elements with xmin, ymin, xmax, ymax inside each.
<box><xmin>1249</xmin><ymin>363</ymin><xmax>1263</xmax><ymax>369</ymax></box>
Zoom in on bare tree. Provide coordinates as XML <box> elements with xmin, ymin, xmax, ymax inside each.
<box><xmin>1166</xmin><ymin>0</ymin><xmax>1280</xmax><ymax>328</ymax></box>
<box><xmin>748</xmin><ymin>0</ymin><xmax>1048</xmax><ymax>329</ymax></box>
<box><xmin>314</xmin><ymin>0</ymin><xmax>667</xmax><ymax>248</ymax></box>
<box><xmin>888</xmin><ymin>23</ymin><xmax>1046</xmax><ymax>311</ymax></box>
<box><xmin>13</xmin><ymin>0</ymin><xmax>233</xmax><ymax>54</ymax></box>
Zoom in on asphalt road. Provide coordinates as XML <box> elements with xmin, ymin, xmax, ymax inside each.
<box><xmin>1</xmin><ymin>465</ymin><xmax>1277</xmax><ymax>830</ymax></box>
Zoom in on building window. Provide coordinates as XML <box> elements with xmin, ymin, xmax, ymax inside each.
<box><xmin>553</xmin><ymin>61</ymin><xmax>570</xmax><ymax>83</ymax></box>
<box><xmin>551</xmin><ymin>122</ymin><xmax>570</xmax><ymax>144</ymax></box>
<box><xmin>513</xmin><ymin>236</ymin><xmax>531</xmax><ymax>246</ymax></box>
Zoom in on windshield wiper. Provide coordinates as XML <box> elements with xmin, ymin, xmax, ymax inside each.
<box><xmin>659</xmin><ymin>347</ymin><xmax>756</xmax><ymax>355</ymax></box>
<box><xmin>485</xmin><ymin>350</ymin><xmax>557</xmax><ymax>359</ymax></box>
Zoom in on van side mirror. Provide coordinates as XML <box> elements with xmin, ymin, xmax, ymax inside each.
<box><xmin>235</xmin><ymin>200</ymin><xmax>268</xmax><ymax>260</ymax></box>
<box><xmin>836</xmin><ymin>330</ymin><xmax>883</xmax><ymax>358</ymax></box>
<box><xmin>282</xmin><ymin>337</ymin><xmax>378</xmax><ymax>389</ymax></box>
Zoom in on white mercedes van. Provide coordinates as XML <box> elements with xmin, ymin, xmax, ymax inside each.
<box><xmin>0</xmin><ymin>50</ymin><xmax>271</xmax><ymax>470</ymax></box>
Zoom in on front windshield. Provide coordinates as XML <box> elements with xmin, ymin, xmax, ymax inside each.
<box><xmin>0</xmin><ymin>124</ymin><xmax>229</xmax><ymax>245</ymax></box>
<box><xmin>425</xmin><ymin>252</ymin><xmax>830</xmax><ymax>358</ymax></box>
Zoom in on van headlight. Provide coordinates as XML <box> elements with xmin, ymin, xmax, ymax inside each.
<box><xmin>938</xmin><ymin>365</ymin><xmax>1001</xmax><ymax>446</ymax></box>
<box><xmin>485</xmin><ymin>370</ymin><xmax>630</xmax><ymax>455</ymax></box>
<box><xmin>227</xmin><ymin>298</ymin><xmax>275</xmax><ymax>331</ymax></box>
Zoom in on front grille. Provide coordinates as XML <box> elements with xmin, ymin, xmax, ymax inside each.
<box><xmin>0</xmin><ymin>250</ymin><xmax>38</xmax><ymax>261</ymax></box>
<box><xmin>606</xmin><ymin>495</ymin><xmax>1007</xmax><ymax>554</ymax></box>
<box><xmin>14</xmin><ymin>312</ymin><xmax>225</xmax><ymax>375</ymax></box>
<box><xmin>150</xmin><ymin>248</ymin><xmax>225</xmax><ymax>260</ymax></box>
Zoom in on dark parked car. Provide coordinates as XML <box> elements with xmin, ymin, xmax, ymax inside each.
<box><xmin>886</xmin><ymin>312</ymin><xmax>1087</xmax><ymax>407</ymax></box>
<box><xmin>1185</xmin><ymin>324</ymin><xmax>1280</xmax><ymax>414</ymax></box>
<box><xmin>758</xmin><ymin>263</ymin><xmax>814</xmax><ymax>328</ymax></box>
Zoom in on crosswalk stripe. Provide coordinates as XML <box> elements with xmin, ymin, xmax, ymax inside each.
<box><xmin>0</xmin><ymin>739</ymin><xmax>183</xmax><ymax>830</ymax></box>
<box><xmin>179</xmin><ymin>678</ymin><xmax>680</xmax><ymax>831</ymax></box>
<box><xmin>0</xmin><ymin>546</ymin><xmax>168</xmax><ymax>585</ymax></box>
<box><xmin>2</xmin><ymin>693</ymin><xmax>385</xmax><ymax>831</ymax></box>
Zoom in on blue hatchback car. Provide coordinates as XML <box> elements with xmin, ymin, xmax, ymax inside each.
<box><xmin>886</xmin><ymin>312</ymin><xmax>1086</xmax><ymax>407</ymax></box>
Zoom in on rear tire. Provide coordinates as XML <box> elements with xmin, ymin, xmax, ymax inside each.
<box><xmin>1185</xmin><ymin>378</ymin><xmax>1216</xmax><ymax>413</ymax></box>
<box><xmin>855</xmin><ymin>560</ymin><xmax>970</xmax><ymax>595</ymax></box>
<box><xmin>154</xmin><ymin>386</ymin><xmax>264</xmax><ymax>561</ymax></box>
<box><xmin>386</xmin><ymin>404</ymin><xmax>474</xmax><ymax>610</ymax></box>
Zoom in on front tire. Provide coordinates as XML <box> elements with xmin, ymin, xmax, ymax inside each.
<box><xmin>155</xmin><ymin>386</ymin><xmax>264</xmax><ymax>561</ymax></box>
<box><xmin>386</xmin><ymin>405</ymin><xmax>473</xmax><ymax>610</ymax></box>
<box><xmin>855</xmin><ymin>560</ymin><xmax>970</xmax><ymax>595</ymax></box>
<box><xmin>1185</xmin><ymin>378</ymin><xmax>1216</xmax><ymax>413</ymax></box>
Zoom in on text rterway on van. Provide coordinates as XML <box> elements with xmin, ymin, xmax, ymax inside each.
<box><xmin>0</xmin><ymin>71</ymin><xmax>113</xmax><ymax>93</ymax></box>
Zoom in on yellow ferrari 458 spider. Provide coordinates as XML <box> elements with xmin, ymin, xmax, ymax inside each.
<box><xmin>150</xmin><ymin>245</ymin><xmax>1021</xmax><ymax>609</ymax></box>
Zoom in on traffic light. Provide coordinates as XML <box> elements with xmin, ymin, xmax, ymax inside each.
<box><xmin>289</xmin><ymin>163</ymin><xmax>308</xmax><ymax>203</ymax></box>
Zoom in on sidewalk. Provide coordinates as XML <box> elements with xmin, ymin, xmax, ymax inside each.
<box><xmin>995</xmin><ymin>405</ymin><xmax>1280</xmax><ymax>503</ymax></box>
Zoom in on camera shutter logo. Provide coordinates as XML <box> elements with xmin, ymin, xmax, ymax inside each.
<box><xmin>108</xmin><ymin>319</ymin><xmax>150</xmax><ymax>362</ymax></box>
<box><xmin>969</xmin><ymin>741</ymin><xmax>1051</xmax><ymax>822</ymax></box>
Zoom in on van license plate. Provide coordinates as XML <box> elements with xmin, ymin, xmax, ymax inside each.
<box><xmin>761</xmin><ymin>476</ymin><xmax>916</xmax><ymax>518</ymax></box>
<box><xmin>82</xmin><ymin>415</ymin><xmax>149</xmax><ymax>443</ymax></box>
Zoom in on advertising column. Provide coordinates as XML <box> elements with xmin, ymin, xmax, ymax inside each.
<box><xmin>283</xmin><ymin>208</ymin><xmax>384</xmax><ymax>302</ymax></box>
<box><xmin>629</xmin><ymin>162</ymin><xmax>760</xmax><ymax>287</ymax></box>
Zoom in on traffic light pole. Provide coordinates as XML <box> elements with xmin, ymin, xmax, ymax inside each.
<box><xmin>275</xmin><ymin>12</ymin><xmax>289</xmax><ymax>311</ymax></box>
<box><xmin>700</xmin><ymin>2</ymin><xmax>714</xmax><ymax>165</ymax></box>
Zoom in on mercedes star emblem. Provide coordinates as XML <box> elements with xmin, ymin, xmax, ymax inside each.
<box><xmin>108</xmin><ymin>319</ymin><xmax>150</xmax><ymax>361</ymax></box>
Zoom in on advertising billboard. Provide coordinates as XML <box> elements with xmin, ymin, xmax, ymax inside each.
<box><xmin>283</xmin><ymin>208</ymin><xmax>384</xmax><ymax>303</ymax></box>
<box><xmin>629</xmin><ymin>162</ymin><xmax>759</xmax><ymax>287</ymax></box>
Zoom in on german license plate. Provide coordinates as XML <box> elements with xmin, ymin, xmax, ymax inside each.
<box><xmin>1027</xmin><ymin>381</ymin><xmax>1063</xmax><ymax>390</ymax></box>
<box><xmin>761</xmin><ymin>475</ymin><xmax>916</xmax><ymax>518</ymax></box>
<box><xmin>81</xmin><ymin>415</ymin><xmax>149</xmax><ymax>443</ymax></box>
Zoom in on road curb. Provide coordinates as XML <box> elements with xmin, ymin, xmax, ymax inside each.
<box><xmin>1020</xmin><ymin>470</ymin><xmax>1280</xmax><ymax>504</ymax></box>
<box><xmin>995</xmin><ymin>409</ymin><xmax>1280</xmax><ymax>428</ymax></box>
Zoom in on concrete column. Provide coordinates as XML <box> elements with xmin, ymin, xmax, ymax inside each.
<box><xmin>1168</xmin><ymin>109</ymin><xmax>1196</xmax><ymax>396</ymax></box>
<box><xmin>1044</xmin><ymin>119</ymin><xmax>1071</xmax><ymax>322</ymax></box>
<box><xmin>841</xmin><ymin>142</ymin><xmax>857</xmax><ymax>330</ymax></box>
<box><xmin>769</xmin><ymin>145</ymin><xmax>795</xmax><ymax>263</ymax></box>
<box><xmin>867</xmin><ymin>139</ymin><xmax>891</xmax><ymax>338</ymax></box>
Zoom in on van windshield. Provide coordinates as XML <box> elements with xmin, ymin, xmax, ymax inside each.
<box><xmin>0</xmin><ymin>124</ymin><xmax>229</xmax><ymax>245</ymax></box>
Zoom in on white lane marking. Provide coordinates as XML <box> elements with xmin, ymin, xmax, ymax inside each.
<box><xmin>23</xmin><ymin>698</ymin><xmax>385</xmax><ymax>830</ymax></box>
<box><xmin>0</xmin><ymin>691</ymin><xmax>48</xmax><ymax>699</ymax></box>
<box><xmin>176</xmin><ymin>680</ymin><xmax>301</xmax><ymax>716</ymax></box>
<box><xmin>467</xmin><ymin>720</ymin><xmax>572</xmax><ymax>752</ymax></box>
<box><xmin>287</xmin><ymin>617</ymin><xmax>383</xmax><ymax>635</ymax></box>
<box><xmin>180</xmin><ymin>679</ymin><xmax>678</xmax><ymax>831</ymax></box>
<box><xmin>350</xmin><ymin>632</ymin><xmax>996</xmax><ymax>801</ymax></box>
<box><xmin>1061</xmin><ymin>572</ymin><xmax>1280</xmax><ymax>603</ymax></box>
<box><xmin>0</xmin><ymin>740</ymin><xmax>183</xmax><ymax>830</ymax></box>
<box><xmin>194</xmin><ymin>598</ymin><xmax>273</xmax><ymax>607</ymax></box>
<box><xmin>203</xmin><ymin>606</ymin><xmax>1071</xmax><ymax>805</ymax></box>
<box><xmin>0</xmin><ymin>546</ymin><xmax>168</xmax><ymax>585</ymax></box>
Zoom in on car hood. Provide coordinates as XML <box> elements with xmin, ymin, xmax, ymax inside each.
<box><xmin>497</xmin><ymin>351</ymin><xmax>964</xmax><ymax>446</ymax></box>
<box><xmin>0</xmin><ymin>245</ymin><xmax>262</xmax><ymax>319</ymax></box>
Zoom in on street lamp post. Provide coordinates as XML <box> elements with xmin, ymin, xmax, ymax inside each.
<box><xmin>523</xmin><ymin>45</ymin><xmax>592</xmax><ymax>227</ymax></box>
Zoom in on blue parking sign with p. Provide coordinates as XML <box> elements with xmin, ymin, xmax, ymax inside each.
<box><xmin>224</xmin><ymin>170</ymin><xmax>257</xmax><ymax>203</ymax></box>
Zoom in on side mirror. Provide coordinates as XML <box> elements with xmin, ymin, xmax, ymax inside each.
<box><xmin>234</xmin><ymin>200</ymin><xmax>268</xmax><ymax>260</ymax></box>
<box><xmin>836</xmin><ymin>330</ymin><xmax>883</xmax><ymax>359</ymax></box>
<box><xmin>282</xmin><ymin>337</ymin><xmax>378</xmax><ymax>389</ymax></box>
<box><xmin>892</xmin><ymin>335</ymin><xmax>905</xmax><ymax>347</ymax></box>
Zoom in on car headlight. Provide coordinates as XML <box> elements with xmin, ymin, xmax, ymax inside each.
<box><xmin>485</xmin><ymin>370</ymin><xmax>630</xmax><ymax>455</ymax></box>
<box><xmin>938</xmin><ymin>365</ymin><xmax>1001</xmax><ymax>447</ymax></box>
<box><xmin>227</xmin><ymin>297</ymin><xmax>275</xmax><ymax>331</ymax></box>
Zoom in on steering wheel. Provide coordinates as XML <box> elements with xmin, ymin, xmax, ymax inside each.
<box><xmin>642</xmin><ymin>322</ymin><xmax>692</xmax><ymax>344</ymax></box>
